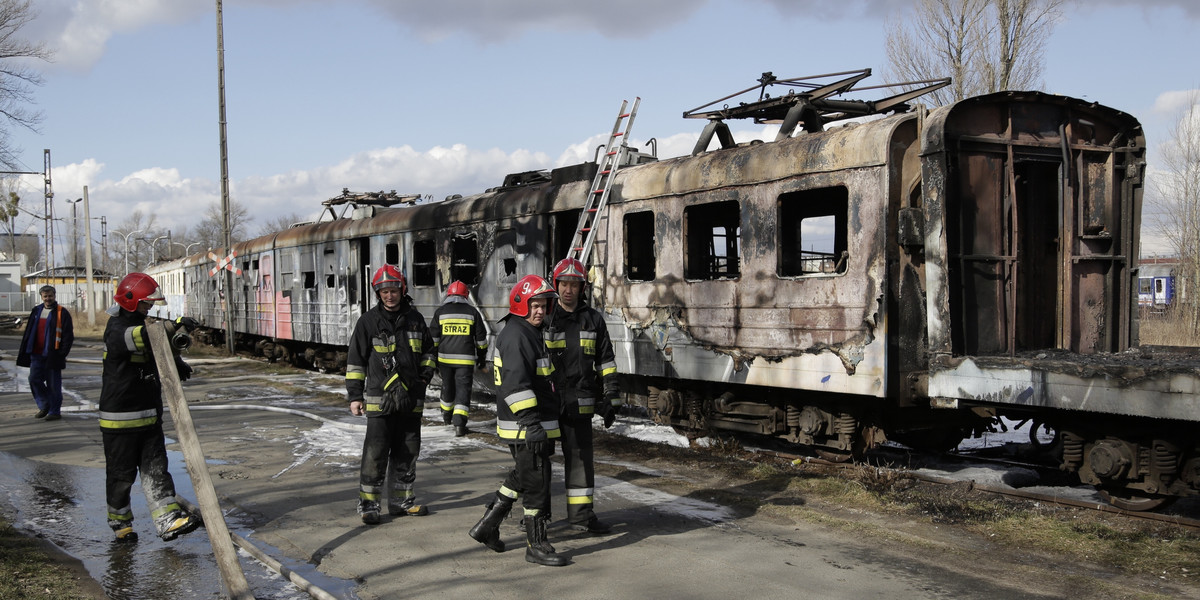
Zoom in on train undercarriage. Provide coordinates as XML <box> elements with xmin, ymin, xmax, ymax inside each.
<box><xmin>629</xmin><ymin>375</ymin><xmax>1200</xmax><ymax>512</ymax></box>
<box><xmin>186</xmin><ymin>325</ymin><xmax>1200</xmax><ymax>512</ymax></box>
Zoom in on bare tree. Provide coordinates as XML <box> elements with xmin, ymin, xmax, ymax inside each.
<box><xmin>884</xmin><ymin>0</ymin><xmax>1063</xmax><ymax>106</ymax></box>
<box><xmin>0</xmin><ymin>0</ymin><xmax>52</xmax><ymax>169</ymax></box>
<box><xmin>111</xmin><ymin>211</ymin><xmax>161</xmax><ymax>274</ymax></box>
<box><xmin>1149</xmin><ymin>90</ymin><xmax>1200</xmax><ymax>335</ymax></box>
<box><xmin>256</xmin><ymin>212</ymin><xmax>306</xmax><ymax>237</ymax></box>
<box><xmin>194</xmin><ymin>199</ymin><xmax>251</xmax><ymax>251</ymax></box>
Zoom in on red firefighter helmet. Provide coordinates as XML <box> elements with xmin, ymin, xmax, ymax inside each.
<box><xmin>371</xmin><ymin>265</ymin><xmax>407</xmax><ymax>294</ymax></box>
<box><xmin>113</xmin><ymin>272</ymin><xmax>165</xmax><ymax>312</ymax></box>
<box><xmin>508</xmin><ymin>274</ymin><xmax>557</xmax><ymax>317</ymax></box>
<box><xmin>447</xmin><ymin>280</ymin><xmax>469</xmax><ymax>298</ymax></box>
<box><xmin>551</xmin><ymin>258</ymin><xmax>587</xmax><ymax>287</ymax></box>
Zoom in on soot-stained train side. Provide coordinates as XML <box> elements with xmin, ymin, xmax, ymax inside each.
<box><xmin>145</xmin><ymin>71</ymin><xmax>1200</xmax><ymax>510</ymax></box>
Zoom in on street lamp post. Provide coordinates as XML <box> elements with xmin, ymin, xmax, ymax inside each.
<box><xmin>117</xmin><ymin>229</ymin><xmax>144</xmax><ymax>276</ymax></box>
<box><xmin>144</xmin><ymin>234</ymin><xmax>169</xmax><ymax>264</ymax></box>
<box><xmin>172</xmin><ymin>241</ymin><xmax>202</xmax><ymax>258</ymax></box>
<box><xmin>66</xmin><ymin>198</ymin><xmax>82</xmax><ymax>268</ymax></box>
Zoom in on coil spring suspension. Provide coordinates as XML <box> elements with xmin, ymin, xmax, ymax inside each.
<box><xmin>834</xmin><ymin>414</ymin><xmax>857</xmax><ymax>435</ymax></box>
<box><xmin>1061</xmin><ymin>431</ymin><xmax>1084</xmax><ymax>469</ymax></box>
<box><xmin>786</xmin><ymin>405</ymin><xmax>800</xmax><ymax>428</ymax></box>
<box><xmin>1153</xmin><ymin>441</ymin><xmax>1179</xmax><ymax>485</ymax></box>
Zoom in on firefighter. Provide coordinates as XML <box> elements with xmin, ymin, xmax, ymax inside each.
<box><xmin>346</xmin><ymin>265</ymin><xmax>436</xmax><ymax>524</ymax></box>
<box><xmin>430</xmin><ymin>280</ymin><xmax>488</xmax><ymax>437</ymax></box>
<box><xmin>544</xmin><ymin>257</ymin><xmax>620</xmax><ymax>534</ymax></box>
<box><xmin>100</xmin><ymin>272</ymin><xmax>201</xmax><ymax>543</ymax></box>
<box><xmin>468</xmin><ymin>274</ymin><xmax>568</xmax><ymax>566</ymax></box>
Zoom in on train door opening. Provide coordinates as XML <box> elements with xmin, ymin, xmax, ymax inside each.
<box><xmin>351</xmin><ymin>237</ymin><xmax>369</xmax><ymax>316</ymax></box>
<box><xmin>1013</xmin><ymin>161</ymin><xmax>1060</xmax><ymax>351</ymax></box>
<box><xmin>948</xmin><ymin>153</ymin><xmax>1063</xmax><ymax>356</ymax></box>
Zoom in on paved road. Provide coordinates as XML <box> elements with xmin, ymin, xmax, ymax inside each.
<box><xmin>0</xmin><ymin>335</ymin><xmax>1073</xmax><ymax>599</ymax></box>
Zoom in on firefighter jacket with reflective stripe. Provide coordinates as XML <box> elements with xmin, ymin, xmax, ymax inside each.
<box><xmin>346</xmin><ymin>301</ymin><xmax>435</xmax><ymax>417</ymax></box>
<box><xmin>98</xmin><ymin>310</ymin><xmax>171</xmax><ymax>432</ymax></box>
<box><xmin>544</xmin><ymin>301</ymin><xmax>620</xmax><ymax>419</ymax></box>
<box><xmin>493</xmin><ymin>316</ymin><xmax>561</xmax><ymax>442</ymax></box>
<box><xmin>430</xmin><ymin>297</ymin><xmax>488</xmax><ymax>367</ymax></box>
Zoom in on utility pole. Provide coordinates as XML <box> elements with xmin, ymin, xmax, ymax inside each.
<box><xmin>83</xmin><ymin>187</ymin><xmax>97</xmax><ymax>326</ymax></box>
<box><xmin>66</xmin><ymin>197</ymin><xmax>82</xmax><ymax>267</ymax></box>
<box><xmin>44</xmin><ymin>149</ymin><xmax>54</xmax><ymax>270</ymax></box>
<box><xmin>217</xmin><ymin>0</ymin><xmax>236</xmax><ymax>355</ymax></box>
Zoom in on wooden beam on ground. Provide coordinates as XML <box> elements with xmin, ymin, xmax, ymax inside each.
<box><xmin>149</xmin><ymin>321</ymin><xmax>255</xmax><ymax>600</ymax></box>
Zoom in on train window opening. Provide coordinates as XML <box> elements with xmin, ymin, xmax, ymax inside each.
<box><xmin>451</xmin><ymin>234</ymin><xmax>480</xmax><ymax>285</ymax></box>
<box><xmin>386</xmin><ymin>242</ymin><xmax>400</xmax><ymax>265</ymax></box>
<box><xmin>325</xmin><ymin>274</ymin><xmax>335</xmax><ymax>288</ymax></box>
<box><xmin>551</xmin><ymin>209</ymin><xmax>582</xmax><ymax>260</ymax></box>
<box><xmin>303</xmin><ymin>271</ymin><xmax>315</xmax><ymax>289</ymax></box>
<box><xmin>778</xmin><ymin>187</ymin><xmax>848</xmax><ymax>276</ymax></box>
<box><xmin>412</xmin><ymin>239</ymin><xmax>435</xmax><ymax>287</ymax></box>
<box><xmin>495</xmin><ymin>228</ymin><xmax>519</xmax><ymax>285</ymax></box>
<box><xmin>625</xmin><ymin>211</ymin><xmax>656</xmax><ymax>281</ymax></box>
<box><xmin>252</xmin><ymin>259</ymin><xmax>259</xmax><ymax>270</ymax></box>
<box><xmin>685</xmin><ymin>201</ymin><xmax>741</xmax><ymax>280</ymax></box>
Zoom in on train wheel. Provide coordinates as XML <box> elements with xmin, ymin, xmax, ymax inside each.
<box><xmin>1097</xmin><ymin>488</ymin><xmax>1176</xmax><ymax>512</ymax></box>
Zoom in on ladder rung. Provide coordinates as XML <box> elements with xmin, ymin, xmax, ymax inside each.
<box><xmin>620</xmin><ymin>113</ymin><xmax>631</xmax><ymax>118</ymax></box>
<box><xmin>606</xmin><ymin>150</ymin><xmax>618</xmax><ymax>156</ymax></box>
<box><xmin>592</xmin><ymin>190</ymin><xmax>604</xmax><ymax>195</ymax></box>
<box><xmin>587</xmin><ymin>208</ymin><xmax>598</xmax><ymax>213</ymax></box>
<box><xmin>600</xmin><ymin>169</ymin><xmax>612</xmax><ymax>175</ymax></box>
<box><xmin>580</xmin><ymin>228</ymin><xmax>591</xmax><ymax>233</ymax></box>
<box><xmin>613</xmin><ymin>132</ymin><xmax>624</xmax><ymax>137</ymax></box>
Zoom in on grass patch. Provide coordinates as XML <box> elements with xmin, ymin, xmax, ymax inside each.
<box><xmin>0</xmin><ymin>514</ymin><xmax>100</xmax><ymax>599</ymax></box>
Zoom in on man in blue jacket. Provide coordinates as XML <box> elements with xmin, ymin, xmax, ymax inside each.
<box><xmin>17</xmin><ymin>285</ymin><xmax>74</xmax><ymax>421</ymax></box>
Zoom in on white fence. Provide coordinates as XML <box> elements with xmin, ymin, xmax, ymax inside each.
<box><xmin>0</xmin><ymin>286</ymin><xmax>111</xmax><ymax>315</ymax></box>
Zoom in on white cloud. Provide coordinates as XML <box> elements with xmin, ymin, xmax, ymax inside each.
<box><xmin>1151</xmin><ymin>89</ymin><xmax>1200</xmax><ymax>116</ymax></box>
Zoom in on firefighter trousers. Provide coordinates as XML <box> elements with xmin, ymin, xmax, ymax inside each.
<box><xmin>359</xmin><ymin>413</ymin><xmax>422</xmax><ymax>508</ymax></box>
<box><xmin>438</xmin><ymin>364</ymin><xmax>474</xmax><ymax>427</ymax></box>
<box><xmin>498</xmin><ymin>441</ymin><xmax>553</xmax><ymax>516</ymax></box>
<box><xmin>559</xmin><ymin>417</ymin><xmax>598</xmax><ymax>524</ymax></box>
<box><xmin>102</xmin><ymin>426</ymin><xmax>186</xmax><ymax>532</ymax></box>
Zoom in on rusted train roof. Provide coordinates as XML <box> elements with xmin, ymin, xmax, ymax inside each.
<box><xmin>921</xmin><ymin>90</ymin><xmax>1145</xmax><ymax>153</ymax></box>
<box><xmin>617</xmin><ymin>111</ymin><xmax>917</xmax><ymax>201</ymax></box>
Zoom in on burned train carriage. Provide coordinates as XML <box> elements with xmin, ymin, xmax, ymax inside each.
<box><xmin>147</xmin><ymin>84</ymin><xmax>1200</xmax><ymax>510</ymax></box>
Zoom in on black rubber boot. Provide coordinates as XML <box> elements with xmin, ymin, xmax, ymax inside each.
<box><xmin>468</xmin><ymin>497</ymin><xmax>512</xmax><ymax>552</ymax></box>
<box><xmin>525</xmin><ymin>514</ymin><xmax>568</xmax><ymax>566</ymax></box>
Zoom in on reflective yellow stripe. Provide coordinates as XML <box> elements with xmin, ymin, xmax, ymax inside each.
<box><xmin>373</xmin><ymin>344</ymin><xmax>396</xmax><ymax>353</ymax></box>
<box><xmin>99</xmin><ymin>416</ymin><xmax>159</xmax><ymax>429</ymax></box>
<box><xmin>384</xmin><ymin>374</ymin><xmax>408</xmax><ymax>391</ymax></box>
<box><xmin>535</xmin><ymin>357</ymin><xmax>554</xmax><ymax>376</ymax></box>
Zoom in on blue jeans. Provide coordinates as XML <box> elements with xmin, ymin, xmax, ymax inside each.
<box><xmin>28</xmin><ymin>355</ymin><xmax>63</xmax><ymax>416</ymax></box>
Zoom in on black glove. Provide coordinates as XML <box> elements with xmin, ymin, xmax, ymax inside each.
<box><xmin>177</xmin><ymin>360</ymin><xmax>193</xmax><ymax>382</ymax></box>
<box><xmin>602</xmin><ymin>407</ymin><xmax>617</xmax><ymax>429</ymax></box>
<box><xmin>525</xmin><ymin>422</ymin><xmax>549</xmax><ymax>456</ymax></box>
<box><xmin>175</xmin><ymin>316</ymin><xmax>199</xmax><ymax>331</ymax></box>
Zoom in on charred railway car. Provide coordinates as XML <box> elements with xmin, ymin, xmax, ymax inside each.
<box><xmin>146</xmin><ymin>75</ymin><xmax>1200</xmax><ymax>510</ymax></box>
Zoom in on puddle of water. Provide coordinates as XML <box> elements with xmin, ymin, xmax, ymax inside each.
<box><xmin>0</xmin><ymin>448</ymin><xmax>358</xmax><ymax>600</ymax></box>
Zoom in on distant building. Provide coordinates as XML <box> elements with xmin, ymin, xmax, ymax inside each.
<box><xmin>23</xmin><ymin>266</ymin><xmax>118</xmax><ymax>314</ymax></box>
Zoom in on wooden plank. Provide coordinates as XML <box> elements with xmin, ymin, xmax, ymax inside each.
<box><xmin>148</xmin><ymin>321</ymin><xmax>255</xmax><ymax>600</ymax></box>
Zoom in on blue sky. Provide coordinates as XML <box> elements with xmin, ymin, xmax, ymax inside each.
<box><xmin>7</xmin><ymin>0</ymin><xmax>1199</xmax><ymax>259</ymax></box>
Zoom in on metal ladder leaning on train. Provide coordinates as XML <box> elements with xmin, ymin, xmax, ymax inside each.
<box><xmin>143</xmin><ymin>69</ymin><xmax>1200</xmax><ymax>534</ymax></box>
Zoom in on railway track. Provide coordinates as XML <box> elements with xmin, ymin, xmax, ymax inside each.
<box><xmin>751</xmin><ymin>444</ymin><xmax>1200</xmax><ymax>531</ymax></box>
